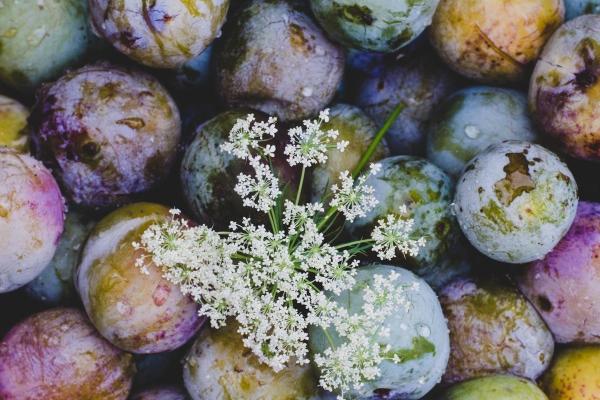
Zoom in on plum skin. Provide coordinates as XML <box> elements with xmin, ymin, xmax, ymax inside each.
<box><xmin>75</xmin><ymin>202</ymin><xmax>203</xmax><ymax>354</ymax></box>
<box><xmin>0</xmin><ymin>149</ymin><xmax>65</xmax><ymax>293</ymax></box>
<box><xmin>0</xmin><ymin>308</ymin><xmax>135</xmax><ymax>400</ymax></box>
<box><xmin>215</xmin><ymin>0</ymin><xmax>344</xmax><ymax>121</ymax></box>
<box><xmin>518</xmin><ymin>201</ymin><xmax>600</xmax><ymax>343</ymax></box>
<box><xmin>30</xmin><ymin>63</ymin><xmax>181</xmax><ymax>209</ymax></box>
<box><xmin>439</xmin><ymin>277</ymin><xmax>554</xmax><ymax>384</ymax></box>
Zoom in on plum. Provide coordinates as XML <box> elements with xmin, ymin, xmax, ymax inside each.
<box><xmin>31</xmin><ymin>63</ymin><xmax>181</xmax><ymax>209</ymax></box>
<box><xmin>430</xmin><ymin>0</ymin><xmax>564</xmax><ymax>83</ymax></box>
<box><xmin>454</xmin><ymin>141</ymin><xmax>578</xmax><ymax>263</ymax></box>
<box><xmin>181</xmin><ymin>110</ymin><xmax>252</xmax><ymax>226</ymax></box>
<box><xmin>0</xmin><ymin>95</ymin><xmax>29</xmax><ymax>152</ymax></box>
<box><xmin>0</xmin><ymin>0</ymin><xmax>93</xmax><ymax>92</ymax></box>
<box><xmin>309</xmin><ymin>264</ymin><xmax>450</xmax><ymax>399</ymax></box>
<box><xmin>310</xmin><ymin>0</ymin><xmax>439</xmax><ymax>52</ymax></box>
<box><xmin>181</xmin><ymin>110</ymin><xmax>299</xmax><ymax>228</ymax></box>
<box><xmin>0</xmin><ymin>308</ymin><xmax>134</xmax><ymax>400</ymax></box>
<box><xmin>346</xmin><ymin>156</ymin><xmax>459</xmax><ymax>276</ymax></box>
<box><xmin>310</xmin><ymin>103</ymin><xmax>389</xmax><ymax>202</ymax></box>
<box><xmin>89</xmin><ymin>0</ymin><xmax>229</xmax><ymax>68</ymax></box>
<box><xmin>0</xmin><ymin>149</ymin><xmax>64</xmax><ymax>293</ymax></box>
<box><xmin>131</xmin><ymin>386</ymin><xmax>188</xmax><ymax>400</ymax></box>
<box><xmin>517</xmin><ymin>201</ymin><xmax>600</xmax><ymax>343</ymax></box>
<box><xmin>352</xmin><ymin>47</ymin><xmax>460</xmax><ymax>155</ymax></box>
<box><xmin>541</xmin><ymin>345</ymin><xmax>600</xmax><ymax>400</ymax></box>
<box><xmin>439</xmin><ymin>277</ymin><xmax>554</xmax><ymax>384</ymax></box>
<box><xmin>439</xmin><ymin>375</ymin><xmax>548</xmax><ymax>400</ymax></box>
<box><xmin>529</xmin><ymin>15</ymin><xmax>600</xmax><ymax>161</ymax></box>
<box><xmin>214</xmin><ymin>0</ymin><xmax>344</xmax><ymax>121</ymax></box>
<box><xmin>565</xmin><ymin>0</ymin><xmax>600</xmax><ymax>20</ymax></box>
<box><xmin>183</xmin><ymin>322</ymin><xmax>321</xmax><ymax>400</ymax></box>
<box><xmin>75</xmin><ymin>202</ymin><xmax>203</xmax><ymax>353</ymax></box>
<box><xmin>25</xmin><ymin>210</ymin><xmax>96</xmax><ymax>305</ymax></box>
<box><xmin>427</xmin><ymin>87</ymin><xmax>539</xmax><ymax>177</ymax></box>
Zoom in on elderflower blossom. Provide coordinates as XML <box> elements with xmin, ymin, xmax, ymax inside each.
<box><xmin>234</xmin><ymin>157</ymin><xmax>281</xmax><ymax>213</ymax></box>
<box><xmin>221</xmin><ymin>114</ymin><xmax>278</xmax><ymax>159</ymax></box>
<box><xmin>284</xmin><ymin>109</ymin><xmax>349</xmax><ymax>167</ymax></box>
<box><xmin>136</xmin><ymin>110</ymin><xmax>428</xmax><ymax>397</ymax></box>
<box><xmin>371</xmin><ymin>206</ymin><xmax>427</xmax><ymax>260</ymax></box>
<box><xmin>330</xmin><ymin>164</ymin><xmax>381</xmax><ymax>223</ymax></box>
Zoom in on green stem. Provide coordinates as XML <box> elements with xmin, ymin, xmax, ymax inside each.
<box><xmin>323</xmin><ymin>327</ymin><xmax>337</xmax><ymax>349</ymax></box>
<box><xmin>268</xmin><ymin>209</ymin><xmax>278</xmax><ymax>233</ymax></box>
<box><xmin>295</xmin><ymin>166</ymin><xmax>306</xmax><ymax>205</ymax></box>
<box><xmin>317</xmin><ymin>102</ymin><xmax>405</xmax><ymax>230</ymax></box>
<box><xmin>352</xmin><ymin>101</ymin><xmax>406</xmax><ymax>179</ymax></box>
<box><xmin>335</xmin><ymin>238</ymin><xmax>374</xmax><ymax>249</ymax></box>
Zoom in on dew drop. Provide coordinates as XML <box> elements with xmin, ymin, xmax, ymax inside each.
<box><xmin>464</xmin><ymin>124</ymin><xmax>480</xmax><ymax>139</ymax></box>
<box><xmin>302</xmin><ymin>87</ymin><xmax>313</xmax><ymax>97</ymax></box>
<box><xmin>416</xmin><ymin>323</ymin><xmax>431</xmax><ymax>337</ymax></box>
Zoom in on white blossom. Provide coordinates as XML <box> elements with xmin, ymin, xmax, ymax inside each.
<box><xmin>371</xmin><ymin>206</ymin><xmax>427</xmax><ymax>260</ymax></box>
<box><xmin>284</xmin><ymin>109</ymin><xmax>348</xmax><ymax>167</ymax></box>
<box><xmin>136</xmin><ymin>110</ymin><xmax>427</xmax><ymax>398</ymax></box>
<box><xmin>330</xmin><ymin>166</ymin><xmax>380</xmax><ymax>223</ymax></box>
<box><xmin>234</xmin><ymin>157</ymin><xmax>281</xmax><ymax>213</ymax></box>
<box><xmin>221</xmin><ymin>114</ymin><xmax>278</xmax><ymax>160</ymax></box>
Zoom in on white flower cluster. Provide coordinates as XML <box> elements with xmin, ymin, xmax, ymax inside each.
<box><xmin>314</xmin><ymin>272</ymin><xmax>420</xmax><ymax>397</ymax></box>
<box><xmin>136</xmin><ymin>111</ymin><xmax>427</xmax><ymax>397</ymax></box>
<box><xmin>372</xmin><ymin>205</ymin><xmax>427</xmax><ymax>260</ymax></box>
<box><xmin>235</xmin><ymin>157</ymin><xmax>281</xmax><ymax>212</ymax></box>
<box><xmin>330</xmin><ymin>164</ymin><xmax>381</xmax><ymax>223</ymax></box>
<box><xmin>221</xmin><ymin>114</ymin><xmax>278</xmax><ymax>160</ymax></box>
<box><xmin>139</xmin><ymin>207</ymin><xmax>358</xmax><ymax>371</ymax></box>
<box><xmin>284</xmin><ymin>109</ymin><xmax>349</xmax><ymax>167</ymax></box>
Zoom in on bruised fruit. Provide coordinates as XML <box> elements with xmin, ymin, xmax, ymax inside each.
<box><xmin>184</xmin><ymin>322</ymin><xmax>320</xmax><ymax>400</ymax></box>
<box><xmin>310</xmin><ymin>0</ymin><xmax>440</xmax><ymax>52</ymax></box>
<box><xmin>31</xmin><ymin>63</ymin><xmax>181</xmax><ymax>209</ymax></box>
<box><xmin>439</xmin><ymin>277</ymin><xmax>554</xmax><ymax>384</ymax></box>
<box><xmin>0</xmin><ymin>149</ymin><xmax>64</xmax><ymax>293</ymax></box>
<box><xmin>0</xmin><ymin>308</ymin><xmax>134</xmax><ymax>400</ymax></box>
<box><xmin>427</xmin><ymin>87</ymin><xmax>538</xmax><ymax>177</ymax></box>
<box><xmin>454</xmin><ymin>141</ymin><xmax>578</xmax><ymax>263</ymax></box>
<box><xmin>75</xmin><ymin>203</ymin><xmax>203</xmax><ymax>353</ymax></box>
<box><xmin>89</xmin><ymin>0</ymin><xmax>229</xmax><ymax>68</ymax></box>
<box><xmin>529</xmin><ymin>15</ymin><xmax>600</xmax><ymax>161</ymax></box>
<box><xmin>518</xmin><ymin>201</ymin><xmax>600</xmax><ymax>344</ymax></box>
<box><xmin>430</xmin><ymin>0</ymin><xmax>564</xmax><ymax>83</ymax></box>
<box><xmin>215</xmin><ymin>0</ymin><xmax>344</xmax><ymax>121</ymax></box>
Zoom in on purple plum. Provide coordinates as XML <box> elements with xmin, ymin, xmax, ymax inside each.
<box><xmin>518</xmin><ymin>201</ymin><xmax>600</xmax><ymax>343</ymax></box>
<box><xmin>0</xmin><ymin>308</ymin><xmax>134</xmax><ymax>399</ymax></box>
<box><xmin>31</xmin><ymin>63</ymin><xmax>181</xmax><ymax>209</ymax></box>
